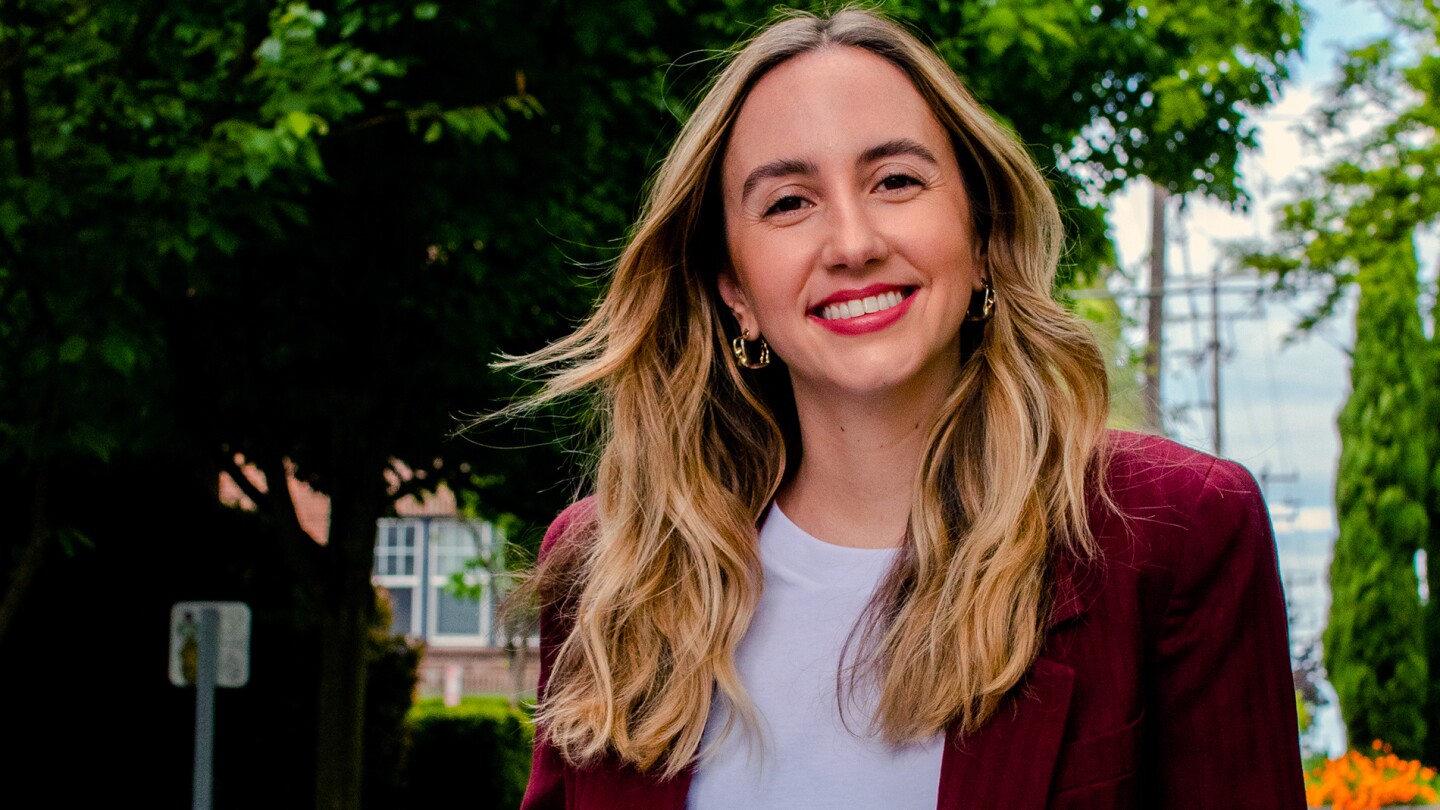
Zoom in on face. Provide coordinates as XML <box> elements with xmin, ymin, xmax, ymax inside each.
<box><xmin>717</xmin><ymin>46</ymin><xmax>985</xmax><ymax>402</ymax></box>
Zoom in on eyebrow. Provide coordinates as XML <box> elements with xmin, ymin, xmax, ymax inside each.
<box><xmin>860</xmin><ymin>138</ymin><xmax>939</xmax><ymax>168</ymax></box>
<box><xmin>739</xmin><ymin>138</ymin><xmax>941</xmax><ymax>203</ymax></box>
<box><xmin>741</xmin><ymin>157</ymin><xmax>818</xmax><ymax>204</ymax></box>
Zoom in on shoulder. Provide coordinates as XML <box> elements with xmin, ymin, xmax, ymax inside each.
<box><xmin>534</xmin><ymin>498</ymin><xmax>598</xmax><ymax>646</ymax></box>
<box><xmin>1094</xmin><ymin>430</ymin><xmax>1272</xmax><ymax>583</ymax></box>
<box><xmin>539</xmin><ymin>496</ymin><xmax>598</xmax><ymax>563</ymax></box>
<box><xmin>1100</xmin><ymin>429</ymin><xmax>1262</xmax><ymax>518</ymax></box>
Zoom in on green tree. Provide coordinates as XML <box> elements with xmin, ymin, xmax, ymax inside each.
<box><xmin>0</xmin><ymin>2</ymin><xmax>554</xmax><ymax>805</ymax></box>
<box><xmin>1430</xmin><ymin>284</ymin><xmax>1440</xmax><ymax>765</ymax></box>
<box><xmin>1325</xmin><ymin>237</ymin><xmax>1430</xmax><ymax>757</ymax></box>
<box><xmin>1247</xmin><ymin>0</ymin><xmax>1440</xmax><ymax>761</ymax></box>
<box><xmin>1</xmin><ymin>0</ymin><xmax>1305</xmax><ymax>805</ymax></box>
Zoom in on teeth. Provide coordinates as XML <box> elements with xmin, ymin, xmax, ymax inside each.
<box><xmin>821</xmin><ymin>290</ymin><xmax>906</xmax><ymax>321</ymax></box>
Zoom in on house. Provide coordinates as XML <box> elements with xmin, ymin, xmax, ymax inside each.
<box><xmin>219</xmin><ymin>458</ymin><xmax>537</xmax><ymax>699</ymax></box>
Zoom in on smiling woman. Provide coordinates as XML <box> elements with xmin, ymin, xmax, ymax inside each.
<box><xmin>499</xmin><ymin>7</ymin><xmax>1305</xmax><ymax>810</ymax></box>
<box><xmin>719</xmin><ymin>47</ymin><xmax>983</xmax><ymax>414</ymax></box>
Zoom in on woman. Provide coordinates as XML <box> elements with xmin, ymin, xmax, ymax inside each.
<box><xmin>509</xmin><ymin>8</ymin><xmax>1304</xmax><ymax>809</ymax></box>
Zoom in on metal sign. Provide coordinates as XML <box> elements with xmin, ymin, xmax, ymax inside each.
<box><xmin>169</xmin><ymin>601</ymin><xmax>251</xmax><ymax>688</ymax></box>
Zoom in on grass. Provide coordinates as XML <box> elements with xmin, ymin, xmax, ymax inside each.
<box><xmin>409</xmin><ymin>694</ymin><xmax>535</xmax><ymax>721</ymax></box>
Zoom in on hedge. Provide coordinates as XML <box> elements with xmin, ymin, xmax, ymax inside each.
<box><xmin>399</xmin><ymin>697</ymin><xmax>535</xmax><ymax>809</ymax></box>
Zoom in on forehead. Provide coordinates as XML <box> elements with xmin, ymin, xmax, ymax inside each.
<box><xmin>722</xmin><ymin>46</ymin><xmax>954</xmax><ymax>186</ymax></box>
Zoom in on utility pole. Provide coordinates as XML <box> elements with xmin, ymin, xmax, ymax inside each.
<box><xmin>1144</xmin><ymin>182</ymin><xmax>1168</xmax><ymax>434</ymax></box>
<box><xmin>1209</xmin><ymin>260</ymin><xmax>1222</xmax><ymax>456</ymax></box>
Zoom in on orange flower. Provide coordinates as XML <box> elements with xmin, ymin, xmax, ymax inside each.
<box><xmin>1304</xmin><ymin>743</ymin><xmax>1440</xmax><ymax>809</ymax></box>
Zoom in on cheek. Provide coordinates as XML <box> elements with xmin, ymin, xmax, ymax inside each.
<box><xmin>728</xmin><ymin>237</ymin><xmax>804</xmax><ymax>314</ymax></box>
<box><xmin>916</xmin><ymin>204</ymin><xmax>981</xmax><ymax>279</ymax></box>
<box><xmin>895</xmin><ymin>220</ymin><xmax>979</xmax><ymax>284</ymax></box>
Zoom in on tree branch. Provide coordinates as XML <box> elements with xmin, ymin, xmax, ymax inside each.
<box><xmin>0</xmin><ymin>44</ymin><xmax>18</xmax><ymax>81</ymax></box>
<box><xmin>386</xmin><ymin>460</ymin><xmax>435</xmax><ymax>505</ymax></box>
<box><xmin>219</xmin><ymin>450</ymin><xmax>270</xmax><ymax>510</ymax></box>
<box><xmin>220</xmin><ymin>450</ymin><xmax>322</xmax><ymax>586</ymax></box>
<box><xmin>0</xmin><ymin>457</ymin><xmax>51</xmax><ymax>647</ymax></box>
<box><xmin>330</xmin><ymin>107</ymin><xmax>436</xmax><ymax>138</ymax></box>
<box><xmin>117</xmin><ymin>0</ymin><xmax>166</xmax><ymax>78</ymax></box>
<box><xmin>257</xmin><ymin>452</ymin><xmax>316</xmax><ymax>545</ymax></box>
<box><xmin>7</xmin><ymin>57</ymin><xmax>34</xmax><ymax>178</ymax></box>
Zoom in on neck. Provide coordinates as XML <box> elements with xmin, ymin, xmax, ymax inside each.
<box><xmin>777</xmin><ymin>372</ymin><xmax>954</xmax><ymax>549</ymax></box>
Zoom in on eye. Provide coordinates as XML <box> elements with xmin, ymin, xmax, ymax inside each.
<box><xmin>878</xmin><ymin>173</ymin><xmax>923</xmax><ymax>192</ymax></box>
<box><xmin>764</xmin><ymin>195</ymin><xmax>810</xmax><ymax>216</ymax></box>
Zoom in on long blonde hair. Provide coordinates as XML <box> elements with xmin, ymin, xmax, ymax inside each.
<box><xmin>502</xmin><ymin>7</ymin><xmax>1110</xmax><ymax>777</ymax></box>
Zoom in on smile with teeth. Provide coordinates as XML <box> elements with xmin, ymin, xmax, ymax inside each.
<box><xmin>819</xmin><ymin>289</ymin><xmax>908</xmax><ymax>321</ymax></box>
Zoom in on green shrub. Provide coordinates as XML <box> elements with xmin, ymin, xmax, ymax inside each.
<box><xmin>364</xmin><ymin>632</ymin><xmax>423</xmax><ymax>808</ymax></box>
<box><xmin>400</xmin><ymin>697</ymin><xmax>535</xmax><ymax>809</ymax></box>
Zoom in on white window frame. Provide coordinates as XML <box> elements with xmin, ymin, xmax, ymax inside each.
<box><xmin>374</xmin><ymin>519</ymin><xmax>422</xmax><ymax>637</ymax></box>
<box><xmin>425</xmin><ymin>519</ymin><xmax>497</xmax><ymax>648</ymax></box>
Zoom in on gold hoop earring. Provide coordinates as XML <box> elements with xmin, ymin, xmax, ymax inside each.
<box><xmin>967</xmin><ymin>283</ymin><xmax>996</xmax><ymax>322</ymax></box>
<box><xmin>731</xmin><ymin>329</ymin><xmax>771</xmax><ymax>369</ymax></box>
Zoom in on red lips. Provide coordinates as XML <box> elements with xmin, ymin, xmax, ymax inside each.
<box><xmin>809</xmin><ymin>284</ymin><xmax>916</xmax><ymax>336</ymax></box>
<box><xmin>811</xmin><ymin>283</ymin><xmax>911</xmax><ymax>311</ymax></box>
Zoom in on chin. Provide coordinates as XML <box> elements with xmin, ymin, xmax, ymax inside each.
<box><xmin>820</xmin><ymin>364</ymin><xmax>929</xmax><ymax>398</ymax></box>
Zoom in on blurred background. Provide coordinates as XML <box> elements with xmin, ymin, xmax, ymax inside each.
<box><xmin>1</xmin><ymin>0</ymin><xmax>1436</xmax><ymax>807</ymax></box>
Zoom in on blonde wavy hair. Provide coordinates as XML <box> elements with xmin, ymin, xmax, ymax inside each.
<box><xmin>503</xmin><ymin>6</ymin><xmax>1110</xmax><ymax>778</ymax></box>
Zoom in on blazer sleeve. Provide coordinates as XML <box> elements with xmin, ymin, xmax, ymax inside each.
<box><xmin>520</xmin><ymin>500</ymin><xmax>592</xmax><ymax>810</ymax></box>
<box><xmin>1146</xmin><ymin>459</ymin><xmax>1306</xmax><ymax>807</ymax></box>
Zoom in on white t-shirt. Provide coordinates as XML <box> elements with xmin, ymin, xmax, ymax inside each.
<box><xmin>686</xmin><ymin>505</ymin><xmax>944</xmax><ymax>809</ymax></box>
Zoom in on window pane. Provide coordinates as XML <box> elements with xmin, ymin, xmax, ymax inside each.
<box><xmin>383</xmin><ymin>586</ymin><xmax>414</xmax><ymax>636</ymax></box>
<box><xmin>433</xmin><ymin>522</ymin><xmax>481</xmax><ymax>578</ymax></box>
<box><xmin>434</xmin><ymin>590</ymin><xmax>480</xmax><ymax>636</ymax></box>
<box><xmin>373</xmin><ymin>526</ymin><xmax>389</xmax><ymax>572</ymax></box>
<box><xmin>403</xmin><ymin>554</ymin><xmax>414</xmax><ymax>576</ymax></box>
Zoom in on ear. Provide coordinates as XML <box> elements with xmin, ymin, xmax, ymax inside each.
<box><xmin>716</xmin><ymin>268</ymin><xmax>759</xmax><ymax>337</ymax></box>
<box><xmin>973</xmin><ymin>244</ymin><xmax>989</xmax><ymax>292</ymax></box>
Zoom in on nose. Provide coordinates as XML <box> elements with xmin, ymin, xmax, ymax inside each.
<box><xmin>819</xmin><ymin>195</ymin><xmax>890</xmax><ymax>272</ymax></box>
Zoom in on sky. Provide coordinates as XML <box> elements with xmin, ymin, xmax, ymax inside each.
<box><xmin>1106</xmin><ymin>0</ymin><xmax>1410</xmax><ymax>555</ymax></box>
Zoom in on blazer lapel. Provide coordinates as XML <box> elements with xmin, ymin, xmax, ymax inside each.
<box><xmin>936</xmin><ymin>655</ymin><xmax>1076</xmax><ymax>810</ymax></box>
<box><xmin>936</xmin><ymin>549</ymin><xmax>1094</xmax><ymax>810</ymax></box>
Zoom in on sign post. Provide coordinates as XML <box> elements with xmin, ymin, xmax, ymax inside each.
<box><xmin>170</xmin><ymin>602</ymin><xmax>250</xmax><ymax>810</ymax></box>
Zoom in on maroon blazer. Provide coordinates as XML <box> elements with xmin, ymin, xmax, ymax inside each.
<box><xmin>521</xmin><ymin>432</ymin><xmax>1306</xmax><ymax>809</ymax></box>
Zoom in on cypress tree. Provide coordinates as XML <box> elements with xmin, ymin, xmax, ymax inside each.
<box><xmin>1325</xmin><ymin>235</ymin><xmax>1430</xmax><ymax>757</ymax></box>
<box><xmin>1427</xmin><ymin>289</ymin><xmax>1440</xmax><ymax>767</ymax></box>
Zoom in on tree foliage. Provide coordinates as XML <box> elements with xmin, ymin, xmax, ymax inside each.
<box><xmin>1</xmin><ymin>0</ymin><xmax>1304</xmax><ymax>805</ymax></box>
<box><xmin>1246</xmin><ymin>0</ymin><xmax>1439</xmax><ymax>762</ymax></box>
<box><xmin>1247</xmin><ymin>0</ymin><xmax>1440</xmax><ymax>324</ymax></box>
<box><xmin>1325</xmin><ymin>238</ymin><xmax>1430</xmax><ymax>758</ymax></box>
<box><xmin>889</xmin><ymin>0</ymin><xmax>1305</xmax><ymax>280</ymax></box>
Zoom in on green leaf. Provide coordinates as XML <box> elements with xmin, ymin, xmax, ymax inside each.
<box><xmin>423</xmin><ymin>120</ymin><xmax>443</xmax><ymax>143</ymax></box>
<box><xmin>55</xmin><ymin>526</ymin><xmax>95</xmax><ymax>557</ymax></box>
<box><xmin>244</xmin><ymin>161</ymin><xmax>270</xmax><ymax>188</ymax></box>
<box><xmin>59</xmin><ymin>336</ymin><xmax>87</xmax><ymax>363</ymax></box>
<box><xmin>132</xmin><ymin>162</ymin><xmax>161</xmax><ymax>201</ymax></box>
<box><xmin>99</xmin><ymin>336</ymin><xmax>138</xmax><ymax>375</ymax></box>
<box><xmin>183</xmin><ymin>149</ymin><xmax>213</xmax><ymax>177</ymax></box>
<box><xmin>0</xmin><ymin>201</ymin><xmax>24</xmax><ymax>240</ymax></box>
<box><xmin>275</xmin><ymin>201</ymin><xmax>310</xmax><ymax>224</ymax></box>
<box><xmin>284</xmin><ymin>110</ymin><xmax>315</xmax><ymax>138</ymax></box>
<box><xmin>68</xmin><ymin>422</ymin><xmax>116</xmax><ymax>463</ymax></box>
<box><xmin>211</xmin><ymin>227</ymin><xmax>241</xmax><ymax>256</ymax></box>
<box><xmin>414</xmin><ymin>3</ymin><xmax>440</xmax><ymax>21</ymax></box>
